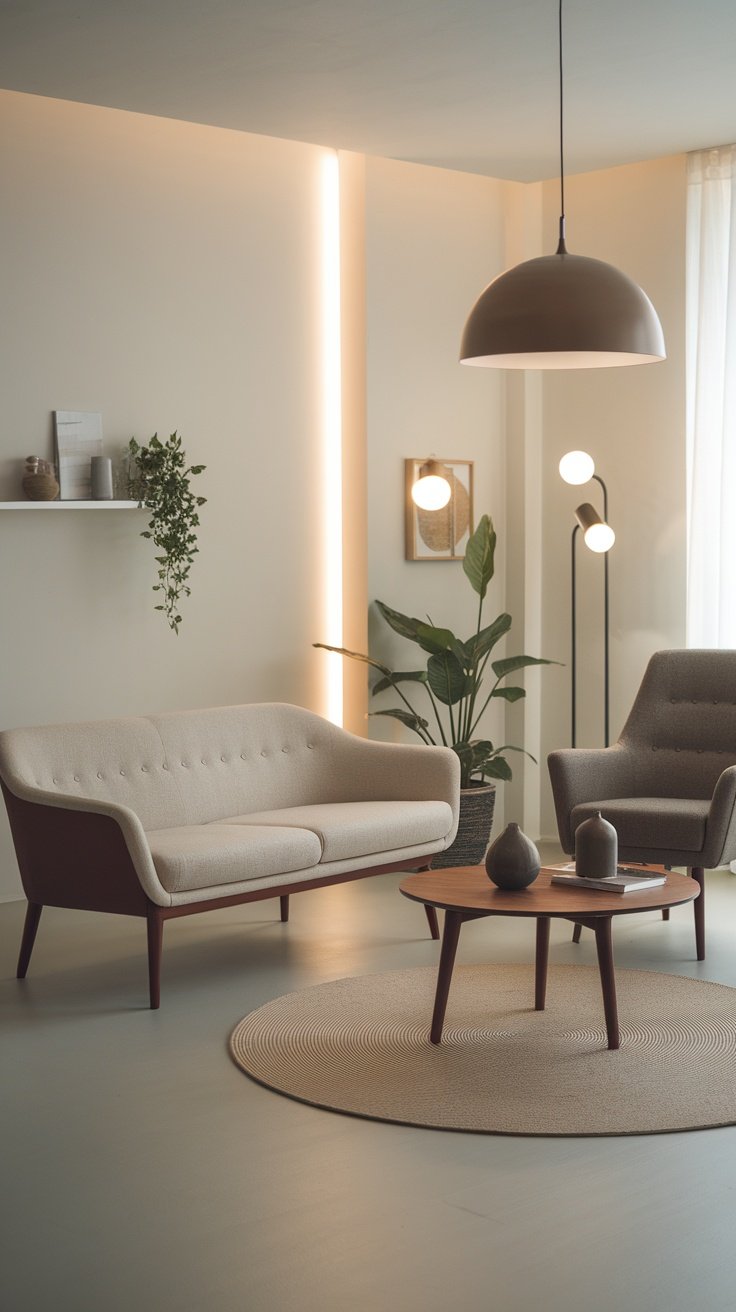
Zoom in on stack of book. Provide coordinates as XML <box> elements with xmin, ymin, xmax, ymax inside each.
<box><xmin>548</xmin><ymin>863</ymin><xmax>667</xmax><ymax>894</ymax></box>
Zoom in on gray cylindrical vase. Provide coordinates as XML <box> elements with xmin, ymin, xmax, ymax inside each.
<box><xmin>485</xmin><ymin>822</ymin><xmax>541</xmax><ymax>890</ymax></box>
<box><xmin>91</xmin><ymin>455</ymin><xmax>113</xmax><ymax>500</ymax></box>
<box><xmin>574</xmin><ymin>811</ymin><xmax>618</xmax><ymax>878</ymax></box>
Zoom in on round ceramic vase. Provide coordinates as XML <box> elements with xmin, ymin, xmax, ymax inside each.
<box><xmin>485</xmin><ymin>822</ymin><xmax>541</xmax><ymax>890</ymax></box>
<box><xmin>574</xmin><ymin>811</ymin><xmax>618</xmax><ymax>878</ymax></box>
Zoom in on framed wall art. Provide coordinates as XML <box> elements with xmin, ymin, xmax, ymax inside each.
<box><xmin>404</xmin><ymin>458</ymin><xmax>474</xmax><ymax>561</ymax></box>
<box><xmin>54</xmin><ymin>410</ymin><xmax>103</xmax><ymax>500</ymax></box>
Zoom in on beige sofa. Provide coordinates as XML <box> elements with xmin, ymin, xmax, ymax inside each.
<box><xmin>0</xmin><ymin>702</ymin><xmax>460</xmax><ymax>1007</ymax></box>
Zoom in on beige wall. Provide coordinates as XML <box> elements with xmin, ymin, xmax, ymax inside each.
<box><xmin>363</xmin><ymin>155</ymin><xmax>511</xmax><ymax>824</ymax></box>
<box><xmin>538</xmin><ymin>154</ymin><xmax>688</xmax><ymax>837</ymax></box>
<box><xmin>0</xmin><ymin>91</ymin><xmax>336</xmax><ymax>897</ymax></box>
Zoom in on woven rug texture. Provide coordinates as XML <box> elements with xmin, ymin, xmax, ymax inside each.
<box><xmin>229</xmin><ymin>963</ymin><xmax>736</xmax><ymax>1136</ymax></box>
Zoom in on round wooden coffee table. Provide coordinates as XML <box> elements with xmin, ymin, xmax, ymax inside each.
<box><xmin>400</xmin><ymin>866</ymin><xmax>698</xmax><ymax>1050</ymax></box>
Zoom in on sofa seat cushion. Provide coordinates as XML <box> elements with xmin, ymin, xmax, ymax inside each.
<box><xmin>213</xmin><ymin>799</ymin><xmax>454</xmax><ymax>863</ymax></box>
<box><xmin>570</xmin><ymin>797</ymin><xmax>710</xmax><ymax>854</ymax></box>
<box><xmin>147</xmin><ymin>824</ymin><xmax>322</xmax><ymax>894</ymax></box>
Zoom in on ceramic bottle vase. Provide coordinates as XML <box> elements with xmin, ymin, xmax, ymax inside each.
<box><xmin>574</xmin><ymin>811</ymin><xmax>618</xmax><ymax>878</ymax></box>
<box><xmin>485</xmin><ymin>822</ymin><xmax>541</xmax><ymax>890</ymax></box>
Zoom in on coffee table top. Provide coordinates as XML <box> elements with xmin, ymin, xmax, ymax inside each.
<box><xmin>400</xmin><ymin>865</ymin><xmax>698</xmax><ymax>918</ymax></box>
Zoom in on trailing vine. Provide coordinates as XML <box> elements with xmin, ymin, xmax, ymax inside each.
<box><xmin>127</xmin><ymin>432</ymin><xmax>206</xmax><ymax>634</ymax></box>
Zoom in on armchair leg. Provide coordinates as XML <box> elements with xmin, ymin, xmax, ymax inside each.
<box><xmin>146</xmin><ymin>910</ymin><xmax>164</xmax><ymax>1010</ymax></box>
<box><xmin>17</xmin><ymin>901</ymin><xmax>43</xmax><ymax>978</ymax></box>
<box><xmin>662</xmin><ymin>908</ymin><xmax>670</xmax><ymax>921</ymax></box>
<box><xmin>424</xmin><ymin>904</ymin><xmax>440</xmax><ymax>940</ymax></box>
<box><xmin>690</xmin><ymin>866</ymin><xmax>705</xmax><ymax>961</ymax></box>
<box><xmin>572</xmin><ymin>922</ymin><xmax>582</xmax><ymax>944</ymax></box>
<box><xmin>280</xmin><ymin>895</ymin><xmax>290</xmax><ymax>923</ymax></box>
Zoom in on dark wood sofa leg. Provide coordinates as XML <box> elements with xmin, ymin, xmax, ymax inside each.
<box><xmin>425</xmin><ymin>904</ymin><xmax>440</xmax><ymax>940</ymax></box>
<box><xmin>17</xmin><ymin>901</ymin><xmax>43</xmax><ymax>978</ymax></box>
<box><xmin>147</xmin><ymin>910</ymin><xmax>164</xmax><ymax>1010</ymax></box>
<box><xmin>691</xmin><ymin>866</ymin><xmax>705</xmax><ymax>961</ymax></box>
<box><xmin>572</xmin><ymin>922</ymin><xmax>582</xmax><ymax>944</ymax></box>
<box><xmin>280</xmin><ymin>895</ymin><xmax>290</xmax><ymax>923</ymax></box>
<box><xmin>662</xmin><ymin>908</ymin><xmax>670</xmax><ymax>921</ymax></box>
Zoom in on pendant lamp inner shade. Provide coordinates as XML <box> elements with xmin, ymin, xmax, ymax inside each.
<box><xmin>460</xmin><ymin>1</ymin><xmax>666</xmax><ymax>371</ymax></box>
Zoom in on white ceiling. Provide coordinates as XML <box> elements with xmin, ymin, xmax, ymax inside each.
<box><xmin>1</xmin><ymin>0</ymin><xmax>735</xmax><ymax>183</ymax></box>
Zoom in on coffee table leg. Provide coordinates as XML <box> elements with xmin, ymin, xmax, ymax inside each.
<box><xmin>593</xmin><ymin>917</ymin><xmax>620</xmax><ymax>1050</ymax></box>
<box><xmin>430</xmin><ymin>910</ymin><xmax>463</xmax><ymax>1045</ymax></box>
<box><xmin>535</xmin><ymin>916</ymin><xmax>551</xmax><ymax>1010</ymax></box>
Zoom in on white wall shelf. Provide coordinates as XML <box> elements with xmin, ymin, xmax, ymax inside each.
<box><xmin>0</xmin><ymin>500</ymin><xmax>140</xmax><ymax>510</ymax></box>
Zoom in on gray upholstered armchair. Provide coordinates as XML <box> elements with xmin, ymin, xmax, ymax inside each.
<box><xmin>548</xmin><ymin>650</ymin><xmax>736</xmax><ymax>960</ymax></box>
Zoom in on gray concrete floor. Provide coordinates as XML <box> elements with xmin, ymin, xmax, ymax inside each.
<box><xmin>3</xmin><ymin>854</ymin><xmax>736</xmax><ymax>1312</ymax></box>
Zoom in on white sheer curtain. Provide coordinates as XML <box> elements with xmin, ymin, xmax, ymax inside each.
<box><xmin>686</xmin><ymin>144</ymin><xmax>736</xmax><ymax>647</ymax></box>
<box><xmin>687</xmin><ymin>147</ymin><xmax>736</xmax><ymax>872</ymax></box>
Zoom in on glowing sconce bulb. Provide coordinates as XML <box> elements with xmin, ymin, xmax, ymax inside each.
<box><xmin>411</xmin><ymin>460</ymin><xmax>452</xmax><ymax>510</ymax></box>
<box><xmin>575</xmin><ymin>503</ymin><xmax>615</xmax><ymax>553</ymax></box>
<box><xmin>559</xmin><ymin>450</ymin><xmax>595</xmax><ymax>485</ymax></box>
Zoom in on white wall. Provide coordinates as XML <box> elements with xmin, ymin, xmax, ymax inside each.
<box><xmin>539</xmin><ymin>154</ymin><xmax>687</xmax><ymax>837</ymax></box>
<box><xmin>0</xmin><ymin>91</ymin><xmax>335</xmax><ymax>897</ymax></box>
<box><xmin>364</xmin><ymin>155</ymin><xmax>511</xmax><ymax>824</ymax></box>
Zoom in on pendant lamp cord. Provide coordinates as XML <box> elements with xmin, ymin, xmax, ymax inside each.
<box><xmin>557</xmin><ymin>0</ymin><xmax>567</xmax><ymax>254</ymax></box>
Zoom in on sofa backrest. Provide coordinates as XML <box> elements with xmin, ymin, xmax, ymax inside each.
<box><xmin>620</xmin><ymin>649</ymin><xmax>736</xmax><ymax>798</ymax></box>
<box><xmin>149</xmin><ymin>703</ymin><xmax>356</xmax><ymax>823</ymax></box>
<box><xmin>0</xmin><ymin>703</ymin><xmax>360</xmax><ymax>829</ymax></box>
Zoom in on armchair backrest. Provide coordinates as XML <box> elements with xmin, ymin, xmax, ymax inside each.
<box><xmin>620</xmin><ymin>650</ymin><xmax>736</xmax><ymax>798</ymax></box>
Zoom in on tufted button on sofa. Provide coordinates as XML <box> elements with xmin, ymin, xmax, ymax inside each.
<box><xmin>0</xmin><ymin>703</ymin><xmax>460</xmax><ymax>1007</ymax></box>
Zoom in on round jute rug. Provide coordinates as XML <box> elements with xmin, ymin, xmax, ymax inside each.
<box><xmin>229</xmin><ymin>964</ymin><xmax>736</xmax><ymax>1136</ymax></box>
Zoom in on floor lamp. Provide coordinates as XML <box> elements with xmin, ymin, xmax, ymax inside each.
<box><xmin>559</xmin><ymin>452</ymin><xmax>615</xmax><ymax>747</ymax></box>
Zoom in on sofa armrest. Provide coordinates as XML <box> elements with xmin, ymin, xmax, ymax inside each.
<box><xmin>705</xmin><ymin>766</ymin><xmax>736</xmax><ymax>867</ymax></box>
<box><xmin>0</xmin><ymin>779</ymin><xmax>170</xmax><ymax>908</ymax></box>
<box><xmin>547</xmin><ymin>746</ymin><xmax>635</xmax><ymax>854</ymax></box>
<box><xmin>335</xmin><ymin>736</ymin><xmax>461</xmax><ymax>841</ymax></box>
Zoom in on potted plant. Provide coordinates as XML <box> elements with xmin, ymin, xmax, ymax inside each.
<box><xmin>126</xmin><ymin>432</ymin><xmax>206</xmax><ymax>634</ymax></box>
<box><xmin>315</xmin><ymin>514</ymin><xmax>557</xmax><ymax>864</ymax></box>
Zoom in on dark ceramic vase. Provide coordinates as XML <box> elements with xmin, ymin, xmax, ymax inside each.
<box><xmin>574</xmin><ymin>811</ymin><xmax>618</xmax><ymax>878</ymax></box>
<box><xmin>484</xmin><ymin>822</ymin><xmax>540</xmax><ymax>890</ymax></box>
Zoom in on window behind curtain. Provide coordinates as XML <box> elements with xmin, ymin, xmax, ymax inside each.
<box><xmin>686</xmin><ymin>145</ymin><xmax>736</xmax><ymax>646</ymax></box>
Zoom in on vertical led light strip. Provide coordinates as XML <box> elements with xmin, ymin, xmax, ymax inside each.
<box><xmin>320</xmin><ymin>152</ymin><xmax>343</xmax><ymax>725</ymax></box>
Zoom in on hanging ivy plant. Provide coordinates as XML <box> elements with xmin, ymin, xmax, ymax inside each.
<box><xmin>126</xmin><ymin>432</ymin><xmax>206</xmax><ymax>634</ymax></box>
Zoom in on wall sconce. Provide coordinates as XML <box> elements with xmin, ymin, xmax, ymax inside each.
<box><xmin>405</xmin><ymin>459</ymin><xmax>474</xmax><ymax>561</ymax></box>
<box><xmin>559</xmin><ymin>451</ymin><xmax>614</xmax><ymax>746</ymax></box>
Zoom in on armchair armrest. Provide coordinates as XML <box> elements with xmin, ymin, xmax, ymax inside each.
<box><xmin>705</xmin><ymin>766</ymin><xmax>736</xmax><ymax>867</ymax></box>
<box><xmin>547</xmin><ymin>746</ymin><xmax>635</xmax><ymax>853</ymax></box>
<box><xmin>0</xmin><ymin>778</ymin><xmax>169</xmax><ymax>908</ymax></box>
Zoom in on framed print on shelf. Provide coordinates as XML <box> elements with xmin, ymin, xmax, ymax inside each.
<box><xmin>54</xmin><ymin>410</ymin><xmax>103</xmax><ymax>500</ymax></box>
<box><xmin>405</xmin><ymin>458</ymin><xmax>474</xmax><ymax>561</ymax></box>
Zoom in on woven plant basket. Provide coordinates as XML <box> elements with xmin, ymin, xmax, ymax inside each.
<box><xmin>433</xmin><ymin>781</ymin><xmax>496</xmax><ymax>868</ymax></box>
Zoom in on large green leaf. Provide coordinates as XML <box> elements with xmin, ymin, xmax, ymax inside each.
<box><xmin>463</xmin><ymin>514</ymin><xmax>496</xmax><ymax>599</ymax></box>
<box><xmin>427</xmin><ymin>651</ymin><xmax>469</xmax><ymax>706</ymax></box>
<box><xmin>480</xmin><ymin>757</ymin><xmax>513</xmax><ymax>782</ymax></box>
<box><xmin>371</xmin><ymin>670</ymin><xmax>428</xmax><ymax>695</ymax></box>
<box><xmin>313</xmin><ymin>642</ymin><xmax>391</xmax><ymax>677</ymax></box>
<box><xmin>493</xmin><ymin>744</ymin><xmax>538</xmax><ymax>765</ymax></box>
<box><xmin>375</xmin><ymin>601</ymin><xmax>458</xmax><ymax>656</ymax></box>
<box><xmin>368</xmin><ymin>708</ymin><xmax>433</xmax><ymax>742</ymax></box>
<box><xmin>463</xmin><ymin>613</ymin><xmax>512</xmax><ymax>663</ymax></box>
<box><xmin>491</xmin><ymin>686</ymin><xmax>526</xmax><ymax>702</ymax></box>
<box><xmin>492</xmin><ymin>654</ymin><xmax>557</xmax><ymax>680</ymax></box>
<box><xmin>453</xmin><ymin>738</ymin><xmax>495</xmax><ymax>785</ymax></box>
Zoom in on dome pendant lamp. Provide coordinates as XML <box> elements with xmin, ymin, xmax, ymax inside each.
<box><xmin>460</xmin><ymin>0</ymin><xmax>666</xmax><ymax>370</ymax></box>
